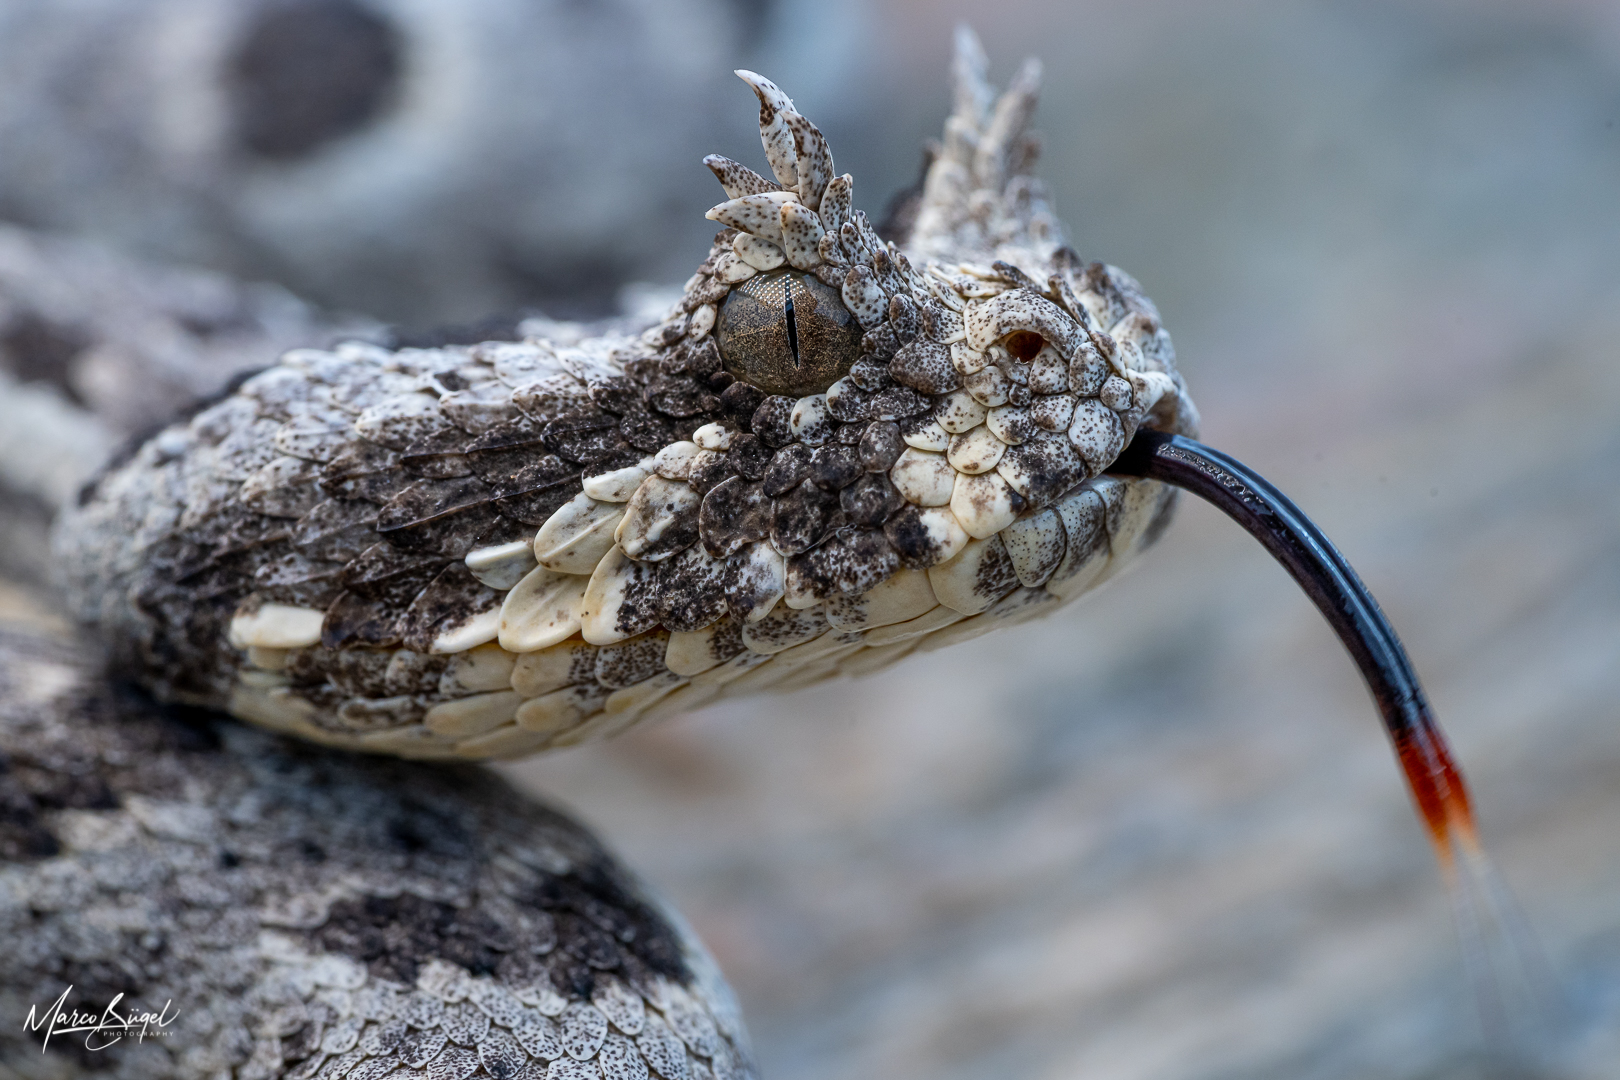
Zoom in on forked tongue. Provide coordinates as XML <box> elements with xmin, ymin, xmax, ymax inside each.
<box><xmin>1111</xmin><ymin>430</ymin><xmax>1559</xmax><ymax>1054</ymax></box>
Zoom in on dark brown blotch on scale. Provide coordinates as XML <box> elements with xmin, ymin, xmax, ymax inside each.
<box><xmin>787</xmin><ymin>527</ymin><xmax>900</xmax><ymax>601</ymax></box>
<box><xmin>686</xmin><ymin>450</ymin><xmax>737</xmax><ymax>496</ymax></box>
<box><xmin>882</xmin><ymin>505</ymin><xmax>952</xmax><ymax>568</ymax></box>
<box><xmin>495</xmin><ymin>485</ymin><xmax>576</xmax><ymax>526</ymax></box>
<box><xmin>684</xmin><ymin>277</ymin><xmax>731</xmax><ymax>311</ymax></box>
<box><xmin>715</xmin><ymin>270</ymin><xmax>862</xmax><ymax>397</ymax></box>
<box><xmin>727</xmin><ymin>433</ymin><xmax>772</xmax><ymax>480</ymax></box>
<box><xmin>292</xmin><ymin>498</ymin><xmax>380</xmax><ymax>563</ymax></box>
<box><xmin>218</xmin><ymin>515</ymin><xmax>293</xmax><ymax>563</ymax></box>
<box><xmin>646</xmin><ymin>376</ymin><xmax>715</xmax><ymax>419</ymax></box>
<box><xmin>542</xmin><ymin>411</ymin><xmax>622</xmax><ymax>462</ymax></box>
<box><xmin>667</xmin><ymin>336</ymin><xmax>724</xmax><ymax>380</ymax></box>
<box><xmin>812</xmin><ymin>263</ymin><xmax>847</xmax><ymax>289</ymax></box>
<box><xmin>825</xmin><ymin>380</ymin><xmax>870</xmax><ymax>422</ymax></box>
<box><xmin>581</xmin><ymin>448</ymin><xmax>644</xmax><ymax>488</ymax></box>
<box><xmin>750</xmin><ymin>395</ymin><xmax>796</xmax><ymax>446</ymax></box>
<box><xmin>699</xmin><ymin>477</ymin><xmax>771</xmax><ymax>558</ymax></box>
<box><xmin>618</xmin><ymin>405</ymin><xmax>681</xmax><ymax>453</ymax></box>
<box><xmin>464</xmin><ymin>419</ymin><xmax>546</xmax><ymax>454</ymax></box>
<box><xmin>462</xmin><ymin>446</ymin><xmax>535</xmax><ymax>488</ymax></box>
<box><xmin>719</xmin><ymin>380</ymin><xmax>765</xmax><ymax>429</ymax></box>
<box><xmin>319</xmin><ymin>441</ymin><xmax>400</xmax><ymax>481</ymax></box>
<box><xmin>973</xmin><ymin>536</ymin><xmax>1021</xmax><ymax>601</ymax></box>
<box><xmin>400</xmin><ymin>449</ymin><xmax>474</xmax><ymax>480</ymax></box>
<box><xmin>399</xmin><ymin>423</ymin><xmax>468</xmax><ymax>464</ymax></box>
<box><xmin>887</xmin><ymin>294</ymin><xmax>920</xmax><ymax>341</ymax></box>
<box><xmin>809</xmin><ymin>445</ymin><xmax>862</xmax><ymax>491</ymax></box>
<box><xmin>320</xmin><ymin>441</ymin><xmax>404</xmax><ymax>503</ymax></box>
<box><xmin>991</xmin><ymin>260</ymin><xmax>1040</xmax><ymax>292</ymax></box>
<box><xmin>252</xmin><ymin>551</ymin><xmax>346</xmax><ymax>604</ymax></box>
<box><xmin>868</xmin><ymin>386</ymin><xmax>930</xmax><ymax>421</ymax></box>
<box><xmin>762</xmin><ymin>444</ymin><xmax>812</xmax><ymax>496</ymax></box>
<box><xmin>318</xmin><ymin>587</ymin><xmax>401</xmax><ymax>649</ymax></box>
<box><xmin>861</xmin><ymin>322</ymin><xmax>901</xmax><ymax>362</ymax></box>
<box><xmin>917</xmin><ymin>298</ymin><xmax>952</xmax><ymax>340</ymax></box>
<box><xmin>485</xmin><ymin>454</ymin><xmax>575</xmax><ymax>501</ymax></box>
<box><xmin>655</xmin><ymin>549</ymin><xmax>731</xmax><ymax>633</ymax></box>
<box><xmin>394</xmin><ymin>564</ymin><xmax>500</xmax><ymax>653</ymax></box>
<box><xmin>375</xmin><ymin>477</ymin><xmax>490</xmax><ymax>532</ymax></box>
<box><xmin>340</xmin><ymin>542</ymin><xmax>444</xmax><ymax>590</ymax></box>
<box><xmin>587</xmin><ymin>376</ymin><xmax>641</xmax><ymax>414</ymax></box>
<box><xmin>841</xmin><ymin>473</ymin><xmax>904</xmax><ymax>526</ymax></box>
<box><xmin>858</xmin><ymin>422</ymin><xmax>903</xmax><ymax>472</ymax></box>
<box><xmin>388</xmin><ymin>507</ymin><xmax>507</xmax><ymax>560</ymax></box>
<box><xmin>770</xmin><ymin>479</ymin><xmax>840</xmax><ymax>555</ymax></box>
<box><xmin>320</xmin><ymin>646</ymin><xmax>394</xmax><ymax>699</ymax></box>
<box><xmin>595</xmin><ymin>631</ymin><xmax>672</xmax><ymax>689</ymax></box>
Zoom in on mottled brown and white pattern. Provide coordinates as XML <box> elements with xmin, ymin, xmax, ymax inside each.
<box><xmin>55</xmin><ymin>29</ymin><xmax>1200</xmax><ymax>761</ymax></box>
<box><xmin>0</xmin><ymin>624</ymin><xmax>751</xmax><ymax>1080</ymax></box>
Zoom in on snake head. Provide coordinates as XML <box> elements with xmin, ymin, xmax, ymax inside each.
<box><xmin>658</xmin><ymin>26</ymin><xmax>1199</xmax><ymax>604</ymax></box>
<box><xmin>56</xmin><ymin>28</ymin><xmax>1204</xmax><ymax>759</ymax></box>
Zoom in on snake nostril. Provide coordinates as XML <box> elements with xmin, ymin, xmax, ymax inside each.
<box><xmin>1004</xmin><ymin>330</ymin><xmax>1046</xmax><ymax>362</ymax></box>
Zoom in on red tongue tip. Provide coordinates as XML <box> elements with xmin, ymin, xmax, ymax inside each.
<box><xmin>1395</xmin><ymin>725</ymin><xmax>1478</xmax><ymax>862</ymax></box>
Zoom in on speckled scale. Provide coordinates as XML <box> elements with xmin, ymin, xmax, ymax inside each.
<box><xmin>867</xmin><ymin>386</ymin><xmax>931</xmax><ymax>421</ymax></box>
<box><xmin>786</xmin><ymin>527</ymin><xmax>901</xmax><ymax>603</ymax></box>
<box><xmin>857</xmin><ymin>422</ymin><xmax>904</xmax><ymax>472</ymax></box>
<box><xmin>724</xmin><ymin>433</ymin><xmax>771</xmax><ymax>480</ymax></box>
<box><xmin>840</xmin><ymin>473</ymin><xmax>905</xmax><ymax>526</ymax></box>
<box><xmin>746</xmin><ymin>396</ymin><xmax>795</xmax><ymax>447</ymax></box>
<box><xmin>376</xmin><ymin>476</ymin><xmax>493</xmax><ymax>533</ymax></box>
<box><xmin>653</xmin><ymin>547</ymin><xmax>732</xmax><ymax>634</ymax></box>
<box><xmin>890</xmin><ymin>338</ymin><xmax>961</xmax><ymax>394</ymax></box>
<box><xmin>808</xmin><ymin>444</ymin><xmax>862</xmax><ymax>491</ymax></box>
<box><xmin>698</xmin><ymin>478</ymin><xmax>771</xmax><ymax>558</ymax></box>
<box><xmin>595</xmin><ymin>631</ymin><xmax>672</xmax><ymax>689</ymax></box>
<box><xmin>769</xmin><ymin>479</ymin><xmax>841</xmax><ymax>555</ymax></box>
<box><xmin>760</xmin><ymin>444</ymin><xmax>812</xmax><ymax>496</ymax></box>
<box><xmin>685</xmin><ymin>450</ymin><xmax>737</xmax><ymax>496</ymax></box>
<box><xmin>544</xmin><ymin>411</ymin><xmax>627</xmax><ymax>463</ymax></box>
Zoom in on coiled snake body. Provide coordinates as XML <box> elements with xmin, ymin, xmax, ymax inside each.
<box><xmin>55</xmin><ymin>37</ymin><xmax>1199</xmax><ymax>761</ymax></box>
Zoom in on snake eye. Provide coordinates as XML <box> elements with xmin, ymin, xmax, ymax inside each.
<box><xmin>715</xmin><ymin>270</ymin><xmax>863</xmax><ymax>397</ymax></box>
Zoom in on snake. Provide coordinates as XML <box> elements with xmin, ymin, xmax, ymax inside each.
<box><xmin>33</xmin><ymin>25</ymin><xmax>1481</xmax><ymax>1080</ymax></box>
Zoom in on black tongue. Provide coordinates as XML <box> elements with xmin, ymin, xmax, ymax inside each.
<box><xmin>1108</xmin><ymin>429</ymin><xmax>1478</xmax><ymax>858</ymax></box>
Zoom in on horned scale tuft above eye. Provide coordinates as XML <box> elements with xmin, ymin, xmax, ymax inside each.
<box><xmin>715</xmin><ymin>271</ymin><xmax>862</xmax><ymax>396</ymax></box>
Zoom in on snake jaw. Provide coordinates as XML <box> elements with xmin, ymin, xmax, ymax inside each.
<box><xmin>55</xmin><ymin>31</ymin><xmax>1198</xmax><ymax>759</ymax></box>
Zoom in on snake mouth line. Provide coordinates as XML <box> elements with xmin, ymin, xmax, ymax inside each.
<box><xmin>1107</xmin><ymin>429</ymin><xmax>1478</xmax><ymax>862</ymax></box>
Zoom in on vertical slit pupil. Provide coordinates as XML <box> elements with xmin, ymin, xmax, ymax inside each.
<box><xmin>784</xmin><ymin>290</ymin><xmax>800</xmax><ymax>366</ymax></box>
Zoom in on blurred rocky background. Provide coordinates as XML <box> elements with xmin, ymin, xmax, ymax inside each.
<box><xmin>2</xmin><ymin>1</ymin><xmax>1619</xmax><ymax>1079</ymax></box>
<box><xmin>0</xmin><ymin>0</ymin><xmax>866</xmax><ymax>325</ymax></box>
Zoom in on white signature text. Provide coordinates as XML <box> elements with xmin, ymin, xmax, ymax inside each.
<box><xmin>24</xmin><ymin>986</ymin><xmax>179</xmax><ymax>1052</ymax></box>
